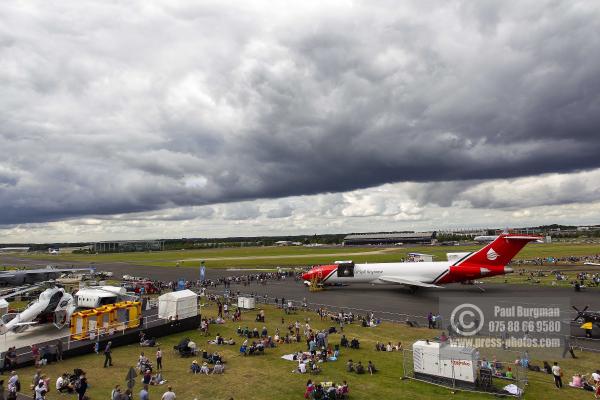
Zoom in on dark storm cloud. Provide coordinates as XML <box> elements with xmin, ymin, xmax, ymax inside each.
<box><xmin>1</xmin><ymin>0</ymin><xmax>600</xmax><ymax>225</ymax></box>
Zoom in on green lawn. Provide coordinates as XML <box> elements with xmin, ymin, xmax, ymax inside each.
<box><xmin>9</xmin><ymin>243</ymin><xmax>600</xmax><ymax>269</ymax></box>
<box><xmin>13</xmin><ymin>302</ymin><xmax>600</xmax><ymax>399</ymax></box>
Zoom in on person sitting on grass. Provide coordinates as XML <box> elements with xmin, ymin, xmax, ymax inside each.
<box><xmin>298</xmin><ymin>362</ymin><xmax>307</xmax><ymax>374</ymax></box>
<box><xmin>212</xmin><ymin>361</ymin><xmax>225</xmax><ymax>374</ymax></box>
<box><xmin>200</xmin><ymin>362</ymin><xmax>210</xmax><ymax>375</ymax></box>
<box><xmin>310</xmin><ymin>360</ymin><xmax>321</xmax><ymax>374</ymax></box>
<box><xmin>265</xmin><ymin>336</ymin><xmax>275</xmax><ymax>348</ymax></box>
<box><xmin>569</xmin><ymin>373</ymin><xmax>583</xmax><ymax>388</ymax></box>
<box><xmin>111</xmin><ymin>385</ymin><xmax>121</xmax><ymax>400</ymax></box>
<box><xmin>337</xmin><ymin>381</ymin><xmax>349</xmax><ymax>399</ymax></box>
<box><xmin>326</xmin><ymin>383</ymin><xmax>337</xmax><ymax>399</ymax></box>
<box><xmin>340</xmin><ymin>335</ymin><xmax>349</xmax><ymax>348</ymax></box>
<box><xmin>346</xmin><ymin>360</ymin><xmax>355</xmax><ymax>372</ymax></box>
<box><xmin>350</xmin><ymin>338</ymin><xmax>360</xmax><ymax>349</ymax></box>
<box><xmin>150</xmin><ymin>371</ymin><xmax>165</xmax><ymax>385</ymax></box>
<box><xmin>332</xmin><ymin>348</ymin><xmax>340</xmax><ymax>359</ymax></box>
<box><xmin>190</xmin><ymin>360</ymin><xmax>201</xmax><ymax>374</ymax></box>
<box><xmin>208</xmin><ymin>351</ymin><xmax>222</xmax><ymax>364</ymax></box>
<box><xmin>143</xmin><ymin>369</ymin><xmax>152</xmax><ymax>385</ymax></box>
<box><xmin>355</xmin><ymin>361</ymin><xmax>365</xmax><ymax>374</ymax></box>
<box><xmin>368</xmin><ymin>361</ymin><xmax>377</xmax><ymax>374</ymax></box>
<box><xmin>311</xmin><ymin>384</ymin><xmax>325</xmax><ymax>400</ymax></box>
<box><xmin>56</xmin><ymin>373</ymin><xmax>73</xmax><ymax>393</ymax></box>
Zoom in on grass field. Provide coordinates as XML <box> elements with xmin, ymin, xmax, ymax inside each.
<box><xmin>12</xmin><ymin>302</ymin><xmax>600</xmax><ymax>400</ymax></box>
<box><xmin>11</xmin><ymin>242</ymin><xmax>600</xmax><ymax>269</ymax></box>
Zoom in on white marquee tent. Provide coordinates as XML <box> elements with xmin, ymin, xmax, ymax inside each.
<box><xmin>158</xmin><ymin>289</ymin><xmax>198</xmax><ymax>320</ymax></box>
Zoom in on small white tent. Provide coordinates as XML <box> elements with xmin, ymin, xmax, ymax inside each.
<box><xmin>158</xmin><ymin>289</ymin><xmax>198</xmax><ymax>320</ymax></box>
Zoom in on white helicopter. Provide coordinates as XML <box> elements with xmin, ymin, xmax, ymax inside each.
<box><xmin>0</xmin><ymin>285</ymin><xmax>130</xmax><ymax>334</ymax></box>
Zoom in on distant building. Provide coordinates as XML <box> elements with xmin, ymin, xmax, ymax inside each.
<box><xmin>93</xmin><ymin>240</ymin><xmax>165</xmax><ymax>253</ymax></box>
<box><xmin>274</xmin><ymin>241</ymin><xmax>302</xmax><ymax>246</ymax></box>
<box><xmin>0</xmin><ymin>246</ymin><xmax>30</xmax><ymax>253</ymax></box>
<box><xmin>343</xmin><ymin>231</ymin><xmax>436</xmax><ymax>246</ymax></box>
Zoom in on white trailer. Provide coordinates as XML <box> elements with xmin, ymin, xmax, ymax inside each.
<box><xmin>412</xmin><ymin>340</ymin><xmax>479</xmax><ymax>385</ymax></box>
<box><xmin>75</xmin><ymin>286</ymin><xmax>127</xmax><ymax>308</ymax></box>
<box><xmin>237</xmin><ymin>296</ymin><xmax>255</xmax><ymax>310</ymax></box>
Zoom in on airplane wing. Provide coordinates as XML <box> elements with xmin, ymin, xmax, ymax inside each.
<box><xmin>378</xmin><ymin>276</ymin><xmax>443</xmax><ymax>288</ymax></box>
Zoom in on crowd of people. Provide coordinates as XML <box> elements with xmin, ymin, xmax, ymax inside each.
<box><xmin>305</xmin><ymin>379</ymin><xmax>349</xmax><ymax>399</ymax></box>
<box><xmin>511</xmin><ymin>253</ymin><xmax>600</xmax><ymax>266</ymax></box>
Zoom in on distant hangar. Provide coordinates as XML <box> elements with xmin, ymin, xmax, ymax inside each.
<box><xmin>343</xmin><ymin>231</ymin><xmax>436</xmax><ymax>246</ymax></box>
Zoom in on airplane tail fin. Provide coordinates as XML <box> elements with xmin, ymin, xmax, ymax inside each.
<box><xmin>456</xmin><ymin>234</ymin><xmax>542</xmax><ymax>267</ymax></box>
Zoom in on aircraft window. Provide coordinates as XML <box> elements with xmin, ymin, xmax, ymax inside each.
<box><xmin>337</xmin><ymin>262</ymin><xmax>355</xmax><ymax>278</ymax></box>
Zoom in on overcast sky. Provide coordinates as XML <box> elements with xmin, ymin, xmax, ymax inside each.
<box><xmin>1</xmin><ymin>1</ymin><xmax>600</xmax><ymax>243</ymax></box>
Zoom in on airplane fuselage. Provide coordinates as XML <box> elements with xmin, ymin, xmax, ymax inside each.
<box><xmin>323</xmin><ymin>262</ymin><xmax>452</xmax><ymax>284</ymax></box>
<box><xmin>309</xmin><ymin>261</ymin><xmax>510</xmax><ymax>286</ymax></box>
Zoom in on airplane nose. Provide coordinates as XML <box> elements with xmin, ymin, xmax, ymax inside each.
<box><xmin>302</xmin><ymin>271</ymin><xmax>313</xmax><ymax>281</ymax></box>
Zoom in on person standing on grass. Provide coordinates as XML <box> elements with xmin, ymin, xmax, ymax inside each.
<box><xmin>32</xmin><ymin>369</ymin><xmax>42</xmax><ymax>392</ymax></box>
<box><xmin>75</xmin><ymin>374</ymin><xmax>88</xmax><ymax>400</ymax></box>
<box><xmin>56</xmin><ymin>339</ymin><xmax>63</xmax><ymax>361</ymax></box>
<box><xmin>551</xmin><ymin>362</ymin><xmax>563</xmax><ymax>388</ymax></box>
<box><xmin>161</xmin><ymin>386</ymin><xmax>176</xmax><ymax>400</ymax></box>
<box><xmin>31</xmin><ymin>345</ymin><xmax>40</xmax><ymax>367</ymax></box>
<box><xmin>34</xmin><ymin>381</ymin><xmax>46</xmax><ymax>400</ymax></box>
<box><xmin>104</xmin><ymin>341</ymin><xmax>113</xmax><ymax>367</ymax></box>
<box><xmin>140</xmin><ymin>384</ymin><xmax>149</xmax><ymax>400</ymax></box>
<box><xmin>562</xmin><ymin>335</ymin><xmax>576</xmax><ymax>359</ymax></box>
<box><xmin>156</xmin><ymin>347</ymin><xmax>163</xmax><ymax>370</ymax></box>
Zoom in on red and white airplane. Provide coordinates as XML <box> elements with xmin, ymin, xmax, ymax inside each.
<box><xmin>301</xmin><ymin>234</ymin><xmax>542</xmax><ymax>290</ymax></box>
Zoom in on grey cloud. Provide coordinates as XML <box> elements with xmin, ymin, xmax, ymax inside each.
<box><xmin>266</xmin><ymin>203</ymin><xmax>294</xmax><ymax>219</ymax></box>
<box><xmin>221</xmin><ymin>203</ymin><xmax>261</xmax><ymax>221</ymax></box>
<box><xmin>407</xmin><ymin>169</ymin><xmax>600</xmax><ymax>210</ymax></box>
<box><xmin>1</xmin><ymin>1</ymin><xmax>600</xmax><ymax>226</ymax></box>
